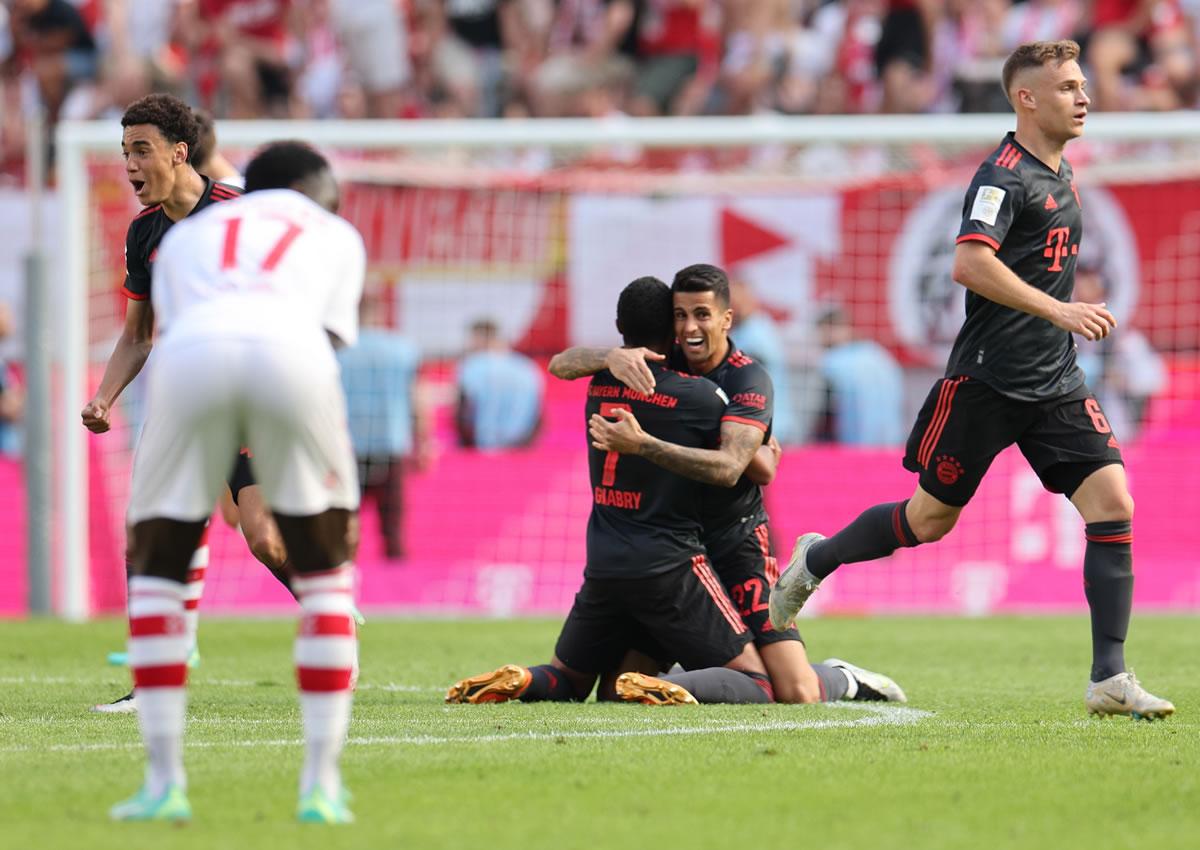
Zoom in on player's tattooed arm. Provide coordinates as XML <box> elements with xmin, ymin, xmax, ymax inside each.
<box><xmin>81</xmin><ymin>300</ymin><xmax>155</xmax><ymax>433</ymax></box>
<box><xmin>548</xmin><ymin>347</ymin><xmax>608</xmax><ymax>380</ymax></box>
<box><xmin>589</xmin><ymin>411</ymin><xmax>763</xmax><ymax>487</ymax></box>
<box><xmin>548</xmin><ymin>346</ymin><xmax>664</xmax><ymax>396</ymax></box>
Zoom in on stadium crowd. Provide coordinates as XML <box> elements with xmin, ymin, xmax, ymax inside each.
<box><xmin>1</xmin><ymin>0</ymin><xmax>1198</xmax><ymax>149</ymax></box>
<box><xmin>0</xmin><ymin>6</ymin><xmax>1184</xmax><ymax>474</ymax></box>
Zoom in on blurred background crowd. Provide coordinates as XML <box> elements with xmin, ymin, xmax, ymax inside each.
<box><xmin>1</xmin><ymin>0</ymin><xmax>1199</xmax><ymax>175</ymax></box>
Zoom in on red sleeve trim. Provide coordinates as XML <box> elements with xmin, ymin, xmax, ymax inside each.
<box><xmin>722</xmin><ymin>415</ymin><xmax>768</xmax><ymax>432</ymax></box>
<box><xmin>956</xmin><ymin>233</ymin><xmax>1001</xmax><ymax>251</ymax></box>
<box><xmin>121</xmin><ymin>285</ymin><xmax>149</xmax><ymax>301</ymax></box>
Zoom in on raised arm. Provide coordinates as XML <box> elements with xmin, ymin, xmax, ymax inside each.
<box><xmin>589</xmin><ymin>408</ymin><xmax>764</xmax><ymax>488</ymax></box>
<box><xmin>81</xmin><ymin>300</ymin><xmax>155</xmax><ymax>433</ymax></box>
<box><xmin>953</xmin><ymin>237</ymin><xmax>1115</xmax><ymax>340</ymax></box>
<box><xmin>547</xmin><ymin>347</ymin><xmax>609</xmax><ymax>380</ymax></box>
<box><xmin>547</xmin><ymin>346</ymin><xmax>665</xmax><ymax>396</ymax></box>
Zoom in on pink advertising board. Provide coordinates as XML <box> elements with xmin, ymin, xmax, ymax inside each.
<box><xmin>2</xmin><ymin>379</ymin><xmax>1196</xmax><ymax>618</ymax></box>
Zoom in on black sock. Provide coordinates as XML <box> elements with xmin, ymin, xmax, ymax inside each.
<box><xmin>519</xmin><ymin>665</ymin><xmax>578</xmax><ymax>702</ymax></box>
<box><xmin>1084</xmin><ymin>521</ymin><xmax>1134</xmax><ymax>682</ymax></box>
<box><xmin>807</xmin><ymin>500</ymin><xmax>920</xmax><ymax>579</ymax></box>
<box><xmin>661</xmin><ymin>668</ymin><xmax>773</xmax><ymax>704</ymax></box>
<box><xmin>811</xmin><ymin>663</ymin><xmax>849</xmax><ymax>701</ymax></box>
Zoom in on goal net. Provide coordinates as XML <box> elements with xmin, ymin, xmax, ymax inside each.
<box><xmin>49</xmin><ymin>114</ymin><xmax>1200</xmax><ymax>619</ymax></box>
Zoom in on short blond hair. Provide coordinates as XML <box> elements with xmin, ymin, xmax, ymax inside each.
<box><xmin>1002</xmin><ymin>40</ymin><xmax>1081</xmax><ymax>104</ymax></box>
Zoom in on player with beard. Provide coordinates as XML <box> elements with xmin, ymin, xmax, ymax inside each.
<box><xmin>447</xmin><ymin>276</ymin><xmax>776</xmax><ymax>707</ymax></box>
<box><xmin>548</xmin><ymin>264</ymin><xmax>904</xmax><ymax>705</ymax></box>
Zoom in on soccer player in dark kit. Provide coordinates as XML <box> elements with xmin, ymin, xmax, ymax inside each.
<box><xmin>574</xmin><ymin>264</ymin><xmax>904</xmax><ymax>705</ymax></box>
<box><xmin>447</xmin><ymin>276</ymin><xmax>775</xmax><ymax>706</ymax></box>
<box><xmin>770</xmin><ymin>40</ymin><xmax>1173</xmax><ymax>721</ymax></box>
<box><xmin>81</xmin><ymin>94</ymin><xmax>297</xmax><ymax>713</ymax></box>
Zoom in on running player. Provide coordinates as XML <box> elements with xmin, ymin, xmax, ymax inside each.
<box><xmin>81</xmin><ymin>94</ymin><xmax>294</xmax><ymax>713</ymax></box>
<box><xmin>110</xmin><ymin>141</ymin><xmax>364</xmax><ymax>823</ymax></box>
<box><xmin>769</xmin><ymin>40</ymin><xmax>1173</xmax><ymax>721</ymax></box>
<box><xmin>446</xmin><ymin>277</ymin><xmax>775</xmax><ymax>707</ymax></box>
<box><xmin>549</xmin><ymin>265</ymin><xmax>904</xmax><ymax>705</ymax></box>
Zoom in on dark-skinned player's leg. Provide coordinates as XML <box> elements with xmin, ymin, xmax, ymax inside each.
<box><xmin>105</xmin><ymin>457</ymin><xmax>292</xmax><ymax>691</ymax></box>
<box><xmin>446</xmin><ymin>574</ymin><xmax>644</xmax><ymax>705</ymax></box>
<box><xmin>445</xmin><ymin>659</ymin><xmax>594</xmax><ymax>704</ymax></box>
<box><xmin>269</xmin><ymin>507</ymin><xmax>360</xmax><ymax>794</ymax></box>
<box><xmin>97</xmin><ymin>525</ymin><xmax>210</xmax><ymax>711</ymax></box>
<box><xmin>120</xmin><ymin>517</ymin><xmax>209</xmax><ymax>807</ymax></box>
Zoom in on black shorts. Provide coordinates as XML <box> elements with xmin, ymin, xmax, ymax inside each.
<box><xmin>711</xmin><ymin>524</ymin><xmax>803</xmax><ymax>647</ymax></box>
<box><xmin>554</xmin><ymin>557</ymin><xmax>753</xmax><ymax>675</ymax></box>
<box><xmin>903</xmin><ymin>378</ymin><xmax>1124</xmax><ymax>507</ymax></box>
<box><xmin>228</xmin><ymin>450</ymin><xmax>256</xmax><ymax>506</ymax></box>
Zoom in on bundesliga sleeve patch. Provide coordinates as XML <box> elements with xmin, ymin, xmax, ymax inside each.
<box><xmin>970</xmin><ymin>186</ymin><xmax>1006</xmax><ymax>226</ymax></box>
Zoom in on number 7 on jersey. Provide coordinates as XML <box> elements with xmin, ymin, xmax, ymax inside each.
<box><xmin>598</xmin><ymin>403</ymin><xmax>632</xmax><ymax>486</ymax></box>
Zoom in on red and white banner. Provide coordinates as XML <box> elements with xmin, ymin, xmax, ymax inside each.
<box><xmin>567</xmin><ymin>194</ymin><xmax>841</xmax><ymax>346</ymax></box>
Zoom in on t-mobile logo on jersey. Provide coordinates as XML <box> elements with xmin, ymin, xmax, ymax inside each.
<box><xmin>1043</xmin><ymin>226</ymin><xmax>1077</xmax><ymax>272</ymax></box>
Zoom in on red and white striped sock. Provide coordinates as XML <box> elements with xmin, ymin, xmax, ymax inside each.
<box><xmin>127</xmin><ymin>576</ymin><xmax>190</xmax><ymax>797</ymax></box>
<box><xmin>293</xmin><ymin>565</ymin><xmax>358</xmax><ymax>799</ymax></box>
<box><xmin>182</xmin><ymin>524</ymin><xmax>210</xmax><ymax>655</ymax></box>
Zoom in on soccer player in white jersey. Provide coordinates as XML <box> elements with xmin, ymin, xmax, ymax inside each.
<box><xmin>110</xmin><ymin>142</ymin><xmax>365</xmax><ymax>825</ymax></box>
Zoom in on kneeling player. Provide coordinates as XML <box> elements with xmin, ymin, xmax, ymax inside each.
<box><xmin>110</xmin><ymin>142</ymin><xmax>364</xmax><ymax>824</ymax></box>
<box><xmin>447</xmin><ymin>277</ymin><xmax>775</xmax><ymax>706</ymax></box>
<box><xmin>549</xmin><ymin>264</ymin><xmax>904</xmax><ymax>705</ymax></box>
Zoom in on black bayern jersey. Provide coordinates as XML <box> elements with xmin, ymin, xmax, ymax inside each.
<box><xmin>584</xmin><ymin>364</ymin><xmax>727</xmax><ymax>580</ymax></box>
<box><xmin>951</xmin><ymin>132</ymin><xmax>1086</xmax><ymax>402</ymax></box>
<box><xmin>122</xmin><ymin>177</ymin><xmax>242</xmax><ymax>301</ymax></box>
<box><xmin>672</xmin><ymin>342</ymin><xmax>775</xmax><ymax>559</ymax></box>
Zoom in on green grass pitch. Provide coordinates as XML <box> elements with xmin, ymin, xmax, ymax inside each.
<box><xmin>0</xmin><ymin>616</ymin><xmax>1195</xmax><ymax>850</ymax></box>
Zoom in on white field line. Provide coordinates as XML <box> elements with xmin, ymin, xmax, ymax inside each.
<box><xmin>0</xmin><ymin>703</ymin><xmax>933</xmax><ymax>753</ymax></box>
<box><xmin>0</xmin><ymin>675</ymin><xmax>440</xmax><ymax>693</ymax></box>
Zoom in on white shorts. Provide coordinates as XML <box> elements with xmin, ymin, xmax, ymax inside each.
<box><xmin>127</xmin><ymin>333</ymin><xmax>359</xmax><ymax>525</ymax></box>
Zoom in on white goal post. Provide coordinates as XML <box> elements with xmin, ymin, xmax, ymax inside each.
<box><xmin>52</xmin><ymin>112</ymin><xmax>1200</xmax><ymax>620</ymax></box>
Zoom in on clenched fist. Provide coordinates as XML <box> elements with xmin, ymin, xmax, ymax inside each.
<box><xmin>81</xmin><ymin>399</ymin><xmax>111</xmax><ymax>433</ymax></box>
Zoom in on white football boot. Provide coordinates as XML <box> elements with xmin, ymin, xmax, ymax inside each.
<box><xmin>1085</xmin><ymin>671</ymin><xmax>1175</xmax><ymax>721</ymax></box>
<box><xmin>769</xmin><ymin>532</ymin><xmax>826</xmax><ymax>628</ymax></box>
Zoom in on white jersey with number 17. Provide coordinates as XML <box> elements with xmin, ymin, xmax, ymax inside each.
<box><xmin>150</xmin><ymin>188</ymin><xmax>365</xmax><ymax>348</ymax></box>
